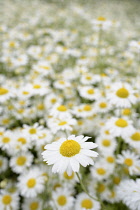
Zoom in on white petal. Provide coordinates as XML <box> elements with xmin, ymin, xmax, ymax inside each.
<box><xmin>70</xmin><ymin>158</ymin><xmax>80</xmax><ymax>172</ymax></box>
<box><xmin>81</xmin><ymin>149</ymin><xmax>98</xmax><ymax>157</ymax></box>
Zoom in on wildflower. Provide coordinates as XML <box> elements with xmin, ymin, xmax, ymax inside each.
<box><xmin>42</xmin><ymin>135</ymin><xmax>98</xmax><ymax>176</ymax></box>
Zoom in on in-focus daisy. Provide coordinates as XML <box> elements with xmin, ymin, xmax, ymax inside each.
<box><xmin>51</xmin><ymin>187</ymin><xmax>74</xmax><ymax>210</ymax></box>
<box><xmin>117</xmin><ymin>150</ymin><xmax>140</xmax><ymax>175</ymax></box>
<box><xmin>18</xmin><ymin>168</ymin><xmax>45</xmax><ymax>197</ymax></box>
<box><xmin>107</xmin><ymin>82</ymin><xmax>137</xmax><ymax>108</ymax></box>
<box><xmin>75</xmin><ymin>192</ymin><xmax>100</xmax><ymax>210</ymax></box>
<box><xmin>105</xmin><ymin>117</ymin><xmax>134</xmax><ymax>138</ymax></box>
<box><xmin>42</xmin><ymin>135</ymin><xmax>98</xmax><ymax>175</ymax></box>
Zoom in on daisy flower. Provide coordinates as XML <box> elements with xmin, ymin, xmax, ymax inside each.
<box><xmin>75</xmin><ymin>192</ymin><xmax>100</xmax><ymax>210</ymax></box>
<box><xmin>18</xmin><ymin>168</ymin><xmax>45</xmax><ymax>198</ymax></box>
<box><xmin>105</xmin><ymin>117</ymin><xmax>134</xmax><ymax>138</ymax></box>
<box><xmin>0</xmin><ymin>86</ymin><xmax>14</xmax><ymax>103</ymax></box>
<box><xmin>33</xmin><ymin>60</ymin><xmax>53</xmax><ymax>76</ymax></box>
<box><xmin>22</xmin><ymin>197</ymin><xmax>42</xmax><ymax>210</ymax></box>
<box><xmin>50</xmin><ymin>103</ymin><xmax>72</xmax><ymax>119</ymax></box>
<box><xmin>78</xmin><ymin>86</ymin><xmax>100</xmax><ymax>101</ymax></box>
<box><xmin>44</xmin><ymin>93</ymin><xmax>63</xmax><ymax>108</ymax></box>
<box><xmin>72</xmin><ymin>104</ymin><xmax>95</xmax><ymax>118</ymax></box>
<box><xmin>47</xmin><ymin>117</ymin><xmax>77</xmax><ymax>133</ymax></box>
<box><xmin>91</xmin><ymin>160</ymin><xmax>114</xmax><ymax>181</ymax></box>
<box><xmin>124</xmin><ymin>129</ymin><xmax>140</xmax><ymax>149</ymax></box>
<box><xmin>117</xmin><ymin>179</ymin><xmax>140</xmax><ymax>210</ymax></box>
<box><xmin>95</xmin><ymin>135</ymin><xmax>116</xmax><ymax>154</ymax></box>
<box><xmin>51</xmin><ymin>187</ymin><xmax>75</xmax><ymax>210</ymax></box>
<box><xmin>107</xmin><ymin>82</ymin><xmax>137</xmax><ymax>108</ymax></box>
<box><xmin>23</xmin><ymin>123</ymin><xmax>44</xmax><ymax>141</ymax></box>
<box><xmin>0</xmin><ymin>130</ymin><xmax>14</xmax><ymax>151</ymax></box>
<box><xmin>0</xmin><ymin>190</ymin><xmax>19</xmax><ymax>210</ymax></box>
<box><xmin>10</xmin><ymin>152</ymin><xmax>33</xmax><ymax>174</ymax></box>
<box><xmin>42</xmin><ymin>135</ymin><xmax>98</xmax><ymax>176</ymax></box>
<box><xmin>117</xmin><ymin>150</ymin><xmax>140</xmax><ymax>175</ymax></box>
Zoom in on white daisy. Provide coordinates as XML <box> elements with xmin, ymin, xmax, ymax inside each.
<box><xmin>10</xmin><ymin>152</ymin><xmax>33</xmax><ymax>174</ymax></box>
<box><xmin>23</xmin><ymin>123</ymin><xmax>44</xmax><ymax>141</ymax></box>
<box><xmin>18</xmin><ymin>168</ymin><xmax>45</xmax><ymax>198</ymax></box>
<box><xmin>42</xmin><ymin>135</ymin><xmax>98</xmax><ymax>176</ymax></box>
<box><xmin>0</xmin><ymin>190</ymin><xmax>19</xmax><ymax>210</ymax></box>
<box><xmin>0</xmin><ymin>156</ymin><xmax>8</xmax><ymax>173</ymax></box>
<box><xmin>107</xmin><ymin>82</ymin><xmax>137</xmax><ymax>108</ymax></box>
<box><xmin>51</xmin><ymin>187</ymin><xmax>74</xmax><ymax>210</ymax></box>
<box><xmin>124</xmin><ymin>129</ymin><xmax>140</xmax><ymax>149</ymax></box>
<box><xmin>117</xmin><ymin>150</ymin><xmax>140</xmax><ymax>175</ymax></box>
<box><xmin>50</xmin><ymin>103</ymin><xmax>72</xmax><ymax>119</ymax></box>
<box><xmin>95</xmin><ymin>135</ymin><xmax>116</xmax><ymax>154</ymax></box>
<box><xmin>78</xmin><ymin>86</ymin><xmax>100</xmax><ymax>101</ymax></box>
<box><xmin>105</xmin><ymin>117</ymin><xmax>134</xmax><ymax>138</ymax></box>
<box><xmin>75</xmin><ymin>192</ymin><xmax>100</xmax><ymax>210</ymax></box>
<box><xmin>22</xmin><ymin>197</ymin><xmax>42</xmax><ymax>210</ymax></box>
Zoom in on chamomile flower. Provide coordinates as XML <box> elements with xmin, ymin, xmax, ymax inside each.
<box><xmin>75</xmin><ymin>192</ymin><xmax>100</xmax><ymax>210</ymax></box>
<box><xmin>0</xmin><ymin>86</ymin><xmax>14</xmax><ymax>103</ymax></box>
<box><xmin>18</xmin><ymin>168</ymin><xmax>45</xmax><ymax>197</ymax></box>
<box><xmin>33</xmin><ymin>60</ymin><xmax>53</xmax><ymax>76</ymax></box>
<box><xmin>50</xmin><ymin>103</ymin><xmax>72</xmax><ymax>119</ymax></box>
<box><xmin>117</xmin><ymin>179</ymin><xmax>140</xmax><ymax>210</ymax></box>
<box><xmin>117</xmin><ymin>150</ymin><xmax>140</xmax><ymax>175</ymax></box>
<box><xmin>0</xmin><ymin>190</ymin><xmax>19</xmax><ymax>210</ymax></box>
<box><xmin>105</xmin><ymin>117</ymin><xmax>134</xmax><ymax>138</ymax></box>
<box><xmin>44</xmin><ymin>93</ymin><xmax>63</xmax><ymax>109</ymax></box>
<box><xmin>51</xmin><ymin>187</ymin><xmax>75</xmax><ymax>210</ymax></box>
<box><xmin>72</xmin><ymin>104</ymin><xmax>95</xmax><ymax>118</ymax></box>
<box><xmin>124</xmin><ymin>129</ymin><xmax>140</xmax><ymax>148</ymax></box>
<box><xmin>42</xmin><ymin>135</ymin><xmax>98</xmax><ymax>176</ymax></box>
<box><xmin>23</xmin><ymin>123</ymin><xmax>43</xmax><ymax>141</ymax></box>
<box><xmin>0</xmin><ymin>130</ymin><xmax>14</xmax><ymax>151</ymax></box>
<box><xmin>107</xmin><ymin>82</ymin><xmax>137</xmax><ymax>108</ymax></box>
<box><xmin>91</xmin><ymin>160</ymin><xmax>114</xmax><ymax>181</ymax></box>
<box><xmin>47</xmin><ymin>117</ymin><xmax>77</xmax><ymax>133</ymax></box>
<box><xmin>95</xmin><ymin>135</ymin><xmax>116</xmax><ymax>154</ymax></box>
<box><xmin>10</xmin><ymin>152</ymin><xmax>33</xmax><ymax>174</ymax></box>
<box><xmin>22</xmin><ymin>197</ymin><xmax>42</xmax><ymax>210</ymax></box>
<box><xmin>78</xmin><ymin>86</ymin><xmax>99</xmax><ymax>101</ymax></box>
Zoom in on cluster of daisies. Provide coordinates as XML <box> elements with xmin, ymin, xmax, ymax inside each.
<box><xmin>0</xmin><ymin>0</ymin><xmax>140</xmax><ymax>209</ymax></box>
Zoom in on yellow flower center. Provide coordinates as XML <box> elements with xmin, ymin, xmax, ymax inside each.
<box><xmin>0</xmin><ymin>88</ymin><xmax>9</xmax><ymax>95</ymax></box>
<box><xmin>57</xmin><ymin>195</ymin><xmax>67</xmax><ymax>206</ymax></box>
<box><xmin>37</xmin><ymin>104</ymin><xmax>44</xmax><ymax>110</ymax></box>
<box><xmin>2</xmin><ymin>195</ymin><xmax>12</xmax><ymax>205</ymax></box>
<box><xmin>105</xmin><ymin>130</ymin><xmax>110</xmax><ymax>135</ymax></box>
<box><xmin>81</xmin><ymin>199</ymin><xmax>93</xmax><ymax>209</ymax></box>
<box><xmin>113</xmin><ymin>177</ymin><xmax>121</xmax><ymax>185</ymax></box>
<box><xmin>39</xmin><ymin>65</ymin><xmax>50</xmax><ymax>70</ymax></box>
<box><xmin>57</xmin><ymin>105</ymin><xmax>67</xmax><ymax>112</ymax></box>
<box><xmin>83</xmin><ymin>105</ymin><xmax>92</xmax><ymax>111</ymax></box>
<box><xmin>115</xmin><ymin>118</ymin><xmax>128</xmax><ymax>127</ymax></box>
<box><xmin>29</xmin><ymin>128</ymin><xmax>37</xmax><ymax>134</ymax></box>
<box><xmin>58</xmin><ymin>121</ymin><xmax>67</xmax><ymax>126</ymax></box>
<box><xmin>18</xmin><ymin>137</ymin><xmax>27</xmax><ymax>144</ymax></box>
<box><xmin>102</xmin><ymin>139</ymin><xmax>111</xmax><ymax>147</ymax></box>
<box><xmin>63</xmin><ymin>171</ymin><xmax>74</xmax><ymax>180</ymax></box>
<box><xmin>27</xmin><ymin>178</ymin><xmax>36</xmax><ymax>188</ymax></box>
<box><xmin>116</xmin><ymin>87</ymin><xmax>129</xmax><ymax>98</ymax></box>
<box><xmin>109</xmin><ymin>191</ymin><xmax>116</xmax><ymax>198</ymax></box>
<box><xmin>22</xmin><ymin>91</ymin><xmax>29</xmax><ymax>95</ymax></box>
<box><xmin>60</xmin><ymin>140</ymin><xmax>81</xmax><ymax>157</ymax></box>
<box><xmin>2</xmin><ymin>137</ymin><xmax>10</xmax><ymax>143</ymax></box>
<box><xmin>86</xmin><ymin>76</ymin><xmax>92</xmax><ymax>80</ymax></box>
<box><xmin>59</xmin><ymin>80</ymin><xmax>65</xmax><ymax>85</ymax></box>
<box><xmin>107</xmin><ymin>156</ymin><xmax>115</xmax><ymax>163</ymax></box>
<box><xmin>122</xmin><ymin>109</ymin><xmax>131</xmax><ymax>115</ymax></box>
<box><xmin>97</xmin><ymin>168</ymin><xmax>106</xmax><ymax>175</ymax></box>
<box><xmin>99</xmin><ymin>102</ymin><xmax>107</xmax><ymax>108</ymax></box>
<box><xmin>124</xmin><ymin>158</ymin><xmax>133</xmax><ymax>166</ymax></box>
<box><xmin>16</xmin><ymin>156</ymin><xmax>27</xmax><ymax>166</ymax></box>
<box><xmin>2</xmin><ymin>119</ymin><xmax>10</xmax><ymax>124</ymax></box>
<box><xmin>30</xmin><ymin>202</ymin><xmax>39</xmax><ymax>210</ymax></box>
<box><xmin>97</xmin><ymin>16</ymin><xmax>106</xmax><ymax>21</ymax></box>
<box><xmin>9</xmin><ymin>41</ymin><xmax>15</xmax><ymax>47</ymax></box>
<box><xmin>131</xmin><ymin>132</ymin><xmax>140</xmax><ymax>141</ymax></box>
<box><xmin>97</xmin><ymin>184</ymin><xmax>105</xmax><ymax>193</ymax></box>
<box><xmin>33</xmin><ymin>84</ymin><xmax>41</xmax><ymax>89</ymax></box>
<box><xmin>87</xmin><ymin>89</ymin><xmax>94</xmax><ymax>94</ymax></box>
<box><xmin>51</xmin><ymin>98</ymin><xmax>57</xmax><ymax>103</ymax></box>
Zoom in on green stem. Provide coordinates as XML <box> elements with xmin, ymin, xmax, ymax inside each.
<box><xmin>76</xmin><ymin>172</ymin><xmax>99</xmax><ymax>201</ymax></box>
